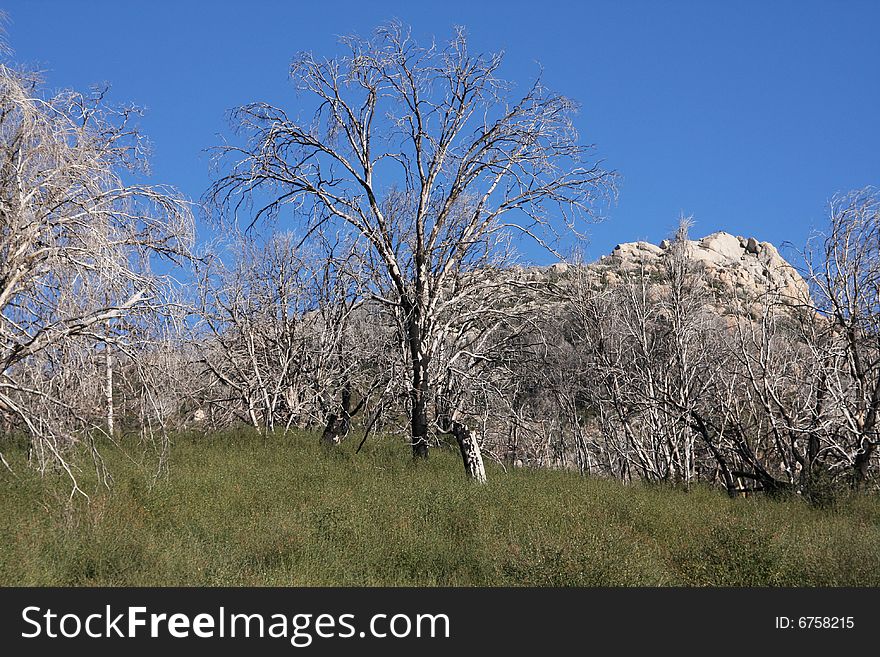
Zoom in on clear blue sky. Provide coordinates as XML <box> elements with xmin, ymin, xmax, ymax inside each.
<box><xmin>5</xmin><ymin>0</ymin><xmax>879</xmax><ymax>264</ymax></box>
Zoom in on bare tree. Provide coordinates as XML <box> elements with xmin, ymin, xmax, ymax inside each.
<box><xmin>804</xmin><ymin>187</ymin><xmax>880</xmax><ymax>489</ymax></box>
<box><xmin>711</xmin><ymin>189</ymin><xmax>880</xmax><ymax>498</ymax></box>
<box><xmin>209</xmin><ymin>22</ymin><xmax>614</xmax><ymax>479</ymax></box>
<box><xmin>192</xmin><ymin>230</ymin><xmax>396</xmax><ymax>441</ymax></box>
<box><xmin>541</xmin><ymin>220</ymin><xmax>803</xmax><ymax>496</ymax></box>
<box><xmin>547</xmin><ymin>220</ymin><xmax>716</xmax><ymax>484</ymax></box>
<box><xmin>549</xmin><ymin>196</ymin><xmax>880</xmax><ymax>499</ymax></box>
<box><xmin>0</xmin><ymin>62</ymin><xmax>194</xmax><ymax>492</ymax></box>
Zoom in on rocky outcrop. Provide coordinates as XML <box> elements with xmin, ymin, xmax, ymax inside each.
<box><xmin>578</xmin><ymin>231</ymin><xmax>809</xmax><ymax>305</ymax></box>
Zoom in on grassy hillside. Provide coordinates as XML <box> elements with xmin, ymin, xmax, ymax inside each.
<box><xmin>1</xmin><ymin>431</ymin><xmax>879</xmax><ymax>586</ymax></box>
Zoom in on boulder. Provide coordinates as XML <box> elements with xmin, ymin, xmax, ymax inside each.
<box><xmin>699</xmin><ymin>231</ymin><xmax>744</xmax><ymax>262</ymax></box>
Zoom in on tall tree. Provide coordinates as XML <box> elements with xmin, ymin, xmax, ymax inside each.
<box><xmin>209</xmin><ymin>22</ymin><xmax>614</xmax><ymax>479</ymax></box>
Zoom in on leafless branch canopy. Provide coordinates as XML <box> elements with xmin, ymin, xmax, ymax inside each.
<box><xmin>0</xmin><ymin>62</ymin><xmax>194</xmax><ymax>493</ymax></box>
<box><xmin>208</xmin><ymin>21</ymin><xmax>616</xmax><ymax>475</ymax></box>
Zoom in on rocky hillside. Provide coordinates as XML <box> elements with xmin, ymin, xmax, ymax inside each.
<box><xmin>535</xmin><ymin>231</ymin><xmax>809</xmax><ymax>306</ymax></box>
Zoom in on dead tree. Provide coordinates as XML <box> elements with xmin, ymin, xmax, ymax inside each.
<box><xmin>193</xmin><ymin>230</ymin><xmax>393</xmax><ymax>440</ymax></box>
<box><xmin>208</xmin><ymin>21</ymin><xmax>615</xmax><ymax>480</ymax></box>
<box><xmin>0</xmin><ymin>61</ymin><xmax>194</xmax><ymax>493</ymax></box>
<box><xmin>804</xmin><ymin>188</ymin><xmax>880</xmax><ymax>489</ymax></box>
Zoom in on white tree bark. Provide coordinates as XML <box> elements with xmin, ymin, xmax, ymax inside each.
<box><xmin>104</xmin><ymin>343</ymin><xmax>114</xmax><ymax>436</ymax></box>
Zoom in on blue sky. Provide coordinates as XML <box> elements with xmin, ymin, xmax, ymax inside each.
<box><xmin>5</xmin><ymin>0</ymin><xmax>879</xmax><ymax>264</ymax></box>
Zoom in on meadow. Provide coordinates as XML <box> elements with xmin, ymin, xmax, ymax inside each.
<box><xmin>2</xmin><ymin>431</ymin><xmax>879</xmax><ymax>586</ymax></box>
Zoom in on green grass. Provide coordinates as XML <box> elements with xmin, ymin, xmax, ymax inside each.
<box><xmin>2</xmin><ymin>430</ymin><xmax>879</xmax><ymax>586</ymax></box>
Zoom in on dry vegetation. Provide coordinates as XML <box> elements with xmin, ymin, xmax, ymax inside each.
<box><xmin>2</xmin><ymin>431</ymin><xmax>879</xmax><ymax>586</ymax></box>
<box><xmin>1</xmin><ymin>19</ymin><xmax>879</xmax><ymax>590</ymax></box>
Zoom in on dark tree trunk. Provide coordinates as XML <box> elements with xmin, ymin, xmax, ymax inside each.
<box><xmin>320</xmin><ymin>386</ymin><xmax>353</xmax><ymax>446</ymax></box>
<box><xmin>410</xmin><ymin>381</ymin><xmax>429</xmax><ymax>459</ymax></box>
<box><xmin>691</xmin><ymin>412</ymin><xmax>736</xmax><ymax>498</ymax></box>
<box><xmin>320</xmin><ymin>413</ymin><xmax>349</xmax><ymax>446</ymax></box>
<box><xmin>405</xmin><ymin>303</ymin><xmax>430</xmax><ymax>459</ymax></box>
<box><xmin>853</xmin><ymin>442</ymin><xmax>875</xmax><ymax>490</ymax></box>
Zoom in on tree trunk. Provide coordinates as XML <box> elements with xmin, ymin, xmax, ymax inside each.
<box><xmin>410</xmin><ymin>384</ymin><xmax>429</xmax><ymax>458</ymax></box>
<box><xmin>320</xmin><ymin>412</ymin><xmax>350</xmax><ymax>446</ymax></box>
<box><xmin>405</xmin><ymin>305</ymin><xmax>430</xmax><ymax>459</ymax></box>
<box><xmin>451</xmin><ymin>420</ymin><xmax>487</xmax><ymax>483</ymax></box>
<box><xmin>104</xmin><ymin>344</ymin><xmax>114</xmax><ymax>436</ymax></box>
<box><xmin>853</xmin><ymin>442</ymin><xmax>875</xmax><ymax>490</ymax></box>
<box><xmin>320</xmin><ymin>386</ymin><xmax>352</xmax><ymax>446</ymax></box>
<box><xmin>691</xmin><ymin>412</ymin><xmax>735</xmax><ymax>498</ymax></box>
<box><xmin>437</xmin><ymin>394</ymin><xmax>487</xmax><ymax>483</ymax></box>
